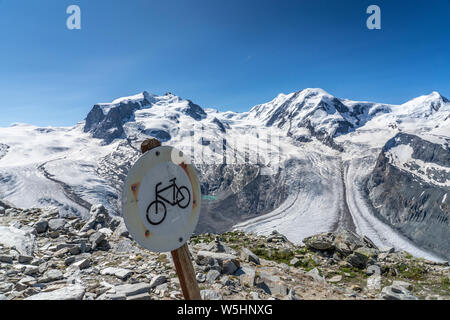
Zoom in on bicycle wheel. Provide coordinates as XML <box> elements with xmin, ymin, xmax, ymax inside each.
<box><xmin>146</xmin><ymin>200</ymin><xmax>167</xmax><ymax>225</ymax></box>
<box><xmin>177</xmin><ymin>186</ymin><xmax>191</xmax><ymax>209</ymax></box>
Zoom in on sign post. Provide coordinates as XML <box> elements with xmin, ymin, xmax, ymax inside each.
<box><xmin>123</xmin><ymin>138</ymin><xmax>201</xmax><ymax>300</ymax></box>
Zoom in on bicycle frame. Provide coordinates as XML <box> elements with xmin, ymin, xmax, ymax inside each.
<box><xmin>155</xmin><ymin>178</ymin><xmax>182</xmax><ymax>206</ymax></box>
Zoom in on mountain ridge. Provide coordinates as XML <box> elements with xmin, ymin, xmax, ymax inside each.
<box><xmin>0</xmin><ymin>88</ymin><xmax>448</xmax><ymax>261</ymax></box>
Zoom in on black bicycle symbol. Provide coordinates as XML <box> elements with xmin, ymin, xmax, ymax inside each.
<box><xmin>146</xmin><ymin>178</ymin><xmax>191</xmax><ymax>225</ymax></box>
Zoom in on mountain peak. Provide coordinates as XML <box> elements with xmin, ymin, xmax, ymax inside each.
<box><xmin>401</xmin><ymin>91</ymin><xmax>449</xmax><ymax>115</ymax></box>
<box><xmin>298</xmin><ymin>87</ymin><xmax>333</xmax><ymax>97</ymax></box>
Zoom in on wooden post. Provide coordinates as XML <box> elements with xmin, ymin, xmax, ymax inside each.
<box><xmin>140</xmin><ymin>138</ymin><xmax>202</xmax><ymax>300</ymax></box>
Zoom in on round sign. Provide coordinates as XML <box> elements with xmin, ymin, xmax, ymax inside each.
<box><xmin>122</xmin><ymin>146</ymin><xmax>201</xmax><ymax>252</ymax></box>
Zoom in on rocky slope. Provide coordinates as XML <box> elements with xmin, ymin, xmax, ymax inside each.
<box><xmin>0</xmin><ymin>203</ymin><xmax>448</xmax><ymax>300</ymax></box>
<box><xmin>365</xmin><ymin>133</ymin><xmax>450</xmax><ymax>260</ymax></box>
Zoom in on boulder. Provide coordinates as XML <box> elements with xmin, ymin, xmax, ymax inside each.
<box><xmin>240</xmin><ymin>248</ymin><xmax>260</xmax><ymax>265</ymax></box>
<box><xmin>196</xmin><ymin>251</ymin><xmax>239</xmax><ymax>274</ymax></box>
<box><xmin>306</xmin><ymin>268</ymin><xmax>326</xmax><ymax>283</ymax></box>
<box><xmin>40</xmin><ymin>269</ymin><xmax>63</xmax><ymax>283</ymax></box>
<box><xmin>0</xmin><ymin>226</ymin><xmax>36</xmax><ymax>256</ymax></box>
<box><xmin>80</xmin><ymin>204</ymin><xmax>111</xmax><ymax>232</ymax></box>
<box><xmin>150</xmin><ymin>275</ymin><xmax>167</xmax><ymax>288</ymax></box>
<box><xmin>112</xmin><ymin>283</ymin><xmax>151</xmax><ymax>297</ymax></box>
<box><xmin>255</xmin><ymin>271</ymin><xmax>288</xmax><ymax>296</ymax></box>
<box><xmin>366</xmin><ymin>264</ymin><xmax>381</xmax><ymax>276</ymax></box>
<box><xmin>303</xmin><ymin>232</ymin><xmax>335</xmax><ymax>251</ymax></box>
<box><xmin>392</xmin><ymin>280</ymin><xmax>413</xmax><ymax>291</ymax></box>
<box><xmin>235</xmin><ymin>266</ymin><xmax>256</xmax><ymax>287</ymax></box>
<box><xmin>18</xmin><ymin>255</ymin><xmax>33</xmax><ymax>264</ymax></box>
<box><xmin>25</xmin><ymin>285</ymin><xmax>85</xmax><ymax>300</ymax></box>
<box><xmin>0</xmin><ymin>255</ymin><xmax>13</xmax><ymax>264</ymax></box>
<box><xmin>34</xmin><ymin>220</ymin><xmax>48</xmax><ymax>234</ymax></box>
<box><xmin>327</xmin><ymin>275</ymin><xmax>342</xmax><ymax>283</ymax></box>
<box><xmin>73</xmin><ymin>258</ymin><xmax>90</xmax><ymax>270</ymax></box>
<box><xmin>381</xmin><ymin>285</ymin><xmax>418</xmax><ymax>300</ymax></box>
<box><xmin>333</xmin><ymin>229</ymin><xmax>365</xmax><ymax>255</ymax></box>
<box><xmin>100</xmin><ymin>267</ymin><xmax>133</xmax><ymax>280</ymax></box>
<box><xmin>346</xmin><ymin>247</ymin><xmax>376</xmax><ymax>269</ymax></box>
<box><xmin>48</xmin><ymin>219</ymin><xmax>66</xmax><ymax>231</ymax></box>
<box><xmin>367</xmin><ymin>274</ymin><xmax>382</xmax><ymax>291</ymax></box>
<box><xmin>222</xmin><ymin>259</ymin><xmax>239</xmax><ymax>275</ymax></box>
<box><xmin>206</xmin><ymin>270</ymin><xmax>221</xmax><ymax>283</ymax></box>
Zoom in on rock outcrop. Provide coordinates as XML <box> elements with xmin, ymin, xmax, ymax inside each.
<box><xmin>365</xmin><ymin>133</ymin><xmax>450</xmax><ymax>260</ymax></box>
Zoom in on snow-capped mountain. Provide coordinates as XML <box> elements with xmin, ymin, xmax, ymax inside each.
<box><xmin>0</xmin><ymin>88</ymin><xmax>448</xmax><ymax>260</ymax></box>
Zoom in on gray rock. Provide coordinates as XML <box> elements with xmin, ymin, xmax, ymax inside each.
<box><xmin>206</xmin><ymin>270</ymin><xmax>221</xmax><ymax>283</ymax></box>
<box><xmin>64</xmin><ymin>256</ymin><xmax>75</xmax><ymax>266</ymax></box>
<box><xmin>150</xmin><ymin>275</ymin><xmax>167</xmax><ymax>288</ymax></box>
<box><xmin>97</xmin><ymin>293</ymin><xmax>127</xmax><ymax>300</ymax></box>
<box><xmin>381</xmin><ymin>285</ymin><xmax>418</xmax><ymax>300</ymax></box>
<box><xmin>220</xmin><ymin>276</ymin><xmax>233</xmax><ymax>286</ymax></box>
<box><xmin>69</xmin><ymin>246</ymin><xmax>81</xmax><ymax>255</ymax></box>
<box><xmin>25</xmin><ymin>285</ymin><xmax>85</xmax><ymax>300</ymax></box>
<box><xmin>255</xmin><ymin>271</ymin><xmax>288</xmax><ymax>296</ymax></box>
<box><xmin>249</xmin><ymin>292</ymin><xmax>260</xmax><ymax>300</ymax></box>
<box><xmin>112</xmin><ymin>220</ymin><xmax>129</xmax><ymax>239</ymax></box>
<box><xmin>40</xmin><ymin>269</ymin><xmax>63</xmax><ymax>283</ymax></box>
<box><xmin>0</xmin><ymin>282</ymin><xmax>13</xmax><ymax>293</ymax></box>
<box><xmin>290</xmin><ymin>257</ymin><xmax>301</xmax><ymax>267</ymax></box>
<box><xmin>196</xmin><ymin>251</ymin><xmax>240</xmax><ymax>274</ymax></box>
<box><xmin>34</xmin><ymin>220</ymin><xmax>48</xmax><ymax>234</ymax></box>
<box><xmin>205</xmin><ymin>238</ymin><xmax>226</xmax><ymax>253</ymax></box>
<box><xmin>18</xmin><ymin>255</ymin><xmax>33</xmax><ymax>264</ymax></box>
<box><xmin>240</xmin><ymin>248</ymin><xmax>260</xmax><ymax>265</ymax></box>
<box><xmin>80</xmin><ymin>204</ymin><xmax>111</xmax><ymax>232</ymax></box>
<box><xmin>392</xmin><ymin>280</ymin><xmax>413</xmax><ymax>291</ymax></box>
<box><xmin>196</xmin><ymin>251</ymin><xmax>238</xmax><ymax>264</ymax></box>
<box><xmin>100</xmin><ymin>267</ymin><xmax>133</xmax><ymax>280</ymax></box>
<box><xmin>54</xmin><ymin>248</ymin><xmax>69</xmax><ymax>258</ymax></box>
<box><xmin>24</xmin><ymin>265</ymin><xmax>39</xmax><ymax>275</ymax></box>
<box><xmin>284</xmin><ymin>289</ymin><xmax>299</xmax><ymax>300</ymax></box>
<box><xmin>367</xmin><ymin>274</ymin><xmax>382</xmax><ymax>291</ymax></box>
<box><xmin>113</xmin><ymin>283</ymin><xmax>151</xmax><ymax>297</ymax></box>
<box><xmin>0</xmin><ymin>255</ymin><xmax>13</xmax><ymax>264</ymax></box>
<box><xmin>127</xmin><ymin>293</ymin><xmax>151</xmax><ymax>301</ymax></box>
<box><xmin>89</xmin><ymin>232</ymin><xmax>106</xmax><ymax>249</ymax></box>
<box><xmin>0</xmin><ymin>226</ymin><xmax>36</xmax><ymax>256</ymax></box>
<box><xmin>222</xmin><ymin>259</ymin><xmax>239</xmax><ymax>275</ymax></box>
<box><xmin>306</xmin><ymin>268</ymin><xmax>326</xmax><ymax>283</ymax></box>
<box><xmin>48</xmin><ymin>219</ymin><xmax>66</xmax><ymax>231</ymax></box>
<box><xmin>303</xmin><ymin>232</ymin><xmax>335</xmax><ymax>251</ymax></box>
<box><xmin>73</xmin><ymin>258</ymin><xmax>90</xmax><ymax>270</ymax></box>
<box><xmin>235</xmin><ymin>266</ymin><xmax>256</xmax><ymax>287</ymax></box>
<box><xmin>346</xmin><ymin>251</ymin><xmax>369</xmax><ymax>269</ymax></box>
<box><xmin>366</xmin><ymin>264</ymin><xmax>381</xmax><ymax>276</ymax></box>
<box><xmin>327</xmin><ymin>275</ymin><xmax>342</xmax><ymax>283</ymax></box>
<box><xmin>333</xmin><ymin>229</ymin><xmax>365</xmax><ymax>255</ymax></box>
<box><xmin>200</xmin><ymin>289</ymin><xmax>223</xmax><ymax>300</ymax></box>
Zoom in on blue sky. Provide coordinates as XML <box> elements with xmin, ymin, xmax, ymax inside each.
<box><xmin>0</xmin><ymin>0</ymin><xmax>449</xmax><ymax>127</ymax></box>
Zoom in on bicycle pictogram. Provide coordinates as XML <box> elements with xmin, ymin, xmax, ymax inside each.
<box><xmin>146</xmin><ymin>178</ymin><xmax>191</xmax><ymax>225</ymax></box>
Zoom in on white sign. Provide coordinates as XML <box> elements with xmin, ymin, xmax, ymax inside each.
<box><xmin>122</xmin><ymin>146</ymin><xmax>201</xmax><ymax>252</ymax></box>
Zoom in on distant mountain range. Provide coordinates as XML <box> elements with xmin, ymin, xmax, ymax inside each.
<box><xmin>0</xmin><ymin>88</ymin><xmax>448</xmax><ymax>260</ymax></box>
